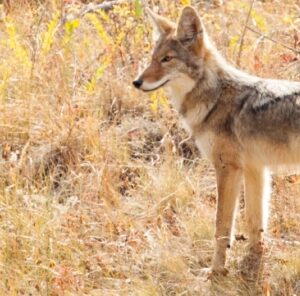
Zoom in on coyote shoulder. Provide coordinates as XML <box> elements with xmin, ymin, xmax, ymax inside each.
<box><xmin>133</xmin><ymin>6</ymin><xmax>300</xmax><ymax>275</ymax></box>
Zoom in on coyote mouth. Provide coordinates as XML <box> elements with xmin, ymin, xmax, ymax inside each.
<box><xmin>142</xmin><ymin>79</ymin><xmax>170</xmax><ymax>92</ymax></box>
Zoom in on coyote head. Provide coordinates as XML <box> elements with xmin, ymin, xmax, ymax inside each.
<box><xmin>133</xmin><ymin>6</ymin><xmax>208</xmax><ymax>92</ymax></box>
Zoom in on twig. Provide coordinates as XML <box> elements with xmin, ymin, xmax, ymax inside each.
<box><xmin>236</xmin><ymin>0</ymin><xmax>255</xmax><ymax>66</ymax></box>
<box><xmin>79</xmin><ymin>0</ymin><xmax>127</xmax><ymax>17</ymax></box>
<box><xmin>62</xmin><ymin>0</ymin><xmax>129</xmax><ymax>23</ymax></box>
<box><xmin>246</xmin><ymin>25</ymin><xmax>300</xmax><ymax>54</ymax></box>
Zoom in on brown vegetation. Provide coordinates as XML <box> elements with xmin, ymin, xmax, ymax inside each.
<box><xmin>0</xmin><ymin>0</ymin><xmax>299</xmax><ymax>295</ymax></box>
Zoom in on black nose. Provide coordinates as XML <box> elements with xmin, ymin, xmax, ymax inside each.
<box><xmin>133</xmin><ymin>79</ymin><xmax>143</xmax><ymax>89</ymax></box>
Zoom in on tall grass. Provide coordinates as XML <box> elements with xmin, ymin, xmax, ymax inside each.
<box><xmin>0</xmin><ymin>0</ymin><xmax>299</xmax><ymax>295</ymax></box>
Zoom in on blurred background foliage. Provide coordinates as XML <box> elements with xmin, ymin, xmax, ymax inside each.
<box><xmin>0</xmin><ymin>0</ymin><xmax>299</xmax><ymax>295</ymax></box>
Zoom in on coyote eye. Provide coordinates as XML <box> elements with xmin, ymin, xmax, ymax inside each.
<box><xmin>161</xmin><ymin>56</ymin><xmax>173</xmax><ymax>63</ymax></box>
<box><xmin>181</xmin><ymin>37</ymin><xmax>195</xmax><ymax>44</ymax></box>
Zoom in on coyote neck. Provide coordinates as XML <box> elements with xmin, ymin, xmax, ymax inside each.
<box><xmin>166</xmin><ymin>49</ymin><xmax>258</xmax><ymax>134</ymax></box>
<box><xmin>212</xmin><ymin>49</ymin><xmax>259</xmax><ymax>88</ymax></box>
<box><xmin>166</xmin><ymin>77</ymin><xmax>218</xmax><ymax>136</ymax></box>
<box><xmin>179</xmin><ymin>77</ymin><xmax>221</xmax><ymax>132</ymax></box>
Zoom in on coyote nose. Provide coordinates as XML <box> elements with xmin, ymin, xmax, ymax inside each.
<box><xmin>133</xmin><ymin>79</ymin><xmax>143</xmax><ymax>89</ymax></box>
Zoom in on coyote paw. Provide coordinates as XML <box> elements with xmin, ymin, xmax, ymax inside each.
<box><xmin>199</xmin><ymin>267</ymin><xmax>228</xmax><ymax>279</ymax></box>
<box><xmin>238</xmin><ymin>242</ymin><xmax>265</xmax><ymax>280</ymax></box>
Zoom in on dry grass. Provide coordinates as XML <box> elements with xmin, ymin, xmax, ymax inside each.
<box><xmin>0</xmin><ymin>0</ymin><xmax>299</xmax><ymax>295</ymax></box>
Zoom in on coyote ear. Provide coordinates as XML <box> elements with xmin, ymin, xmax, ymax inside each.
<box><xmin>177</xmin><ymin>6</ymin><xmax>203</xmax><ymax>44</ymax></box>
<box><xmin>146</xmin><ymin>8</ymin><xmax>175</xmax><ymax>40</ymax></box>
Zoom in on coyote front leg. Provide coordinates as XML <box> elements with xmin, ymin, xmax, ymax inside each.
<box><xmin>244</xmin><ymin>165</ymin><xmax>269</xmax><ymax>247</ymax></box>
<box><xmin>239</xmin><ymin>165</ymin><xmax>270</xmax><ymax>275</ymax></box>
<box><xmin>211</xmin><ymin>163</ymin><xmax>242</xmax><ymax>273</ymax></box>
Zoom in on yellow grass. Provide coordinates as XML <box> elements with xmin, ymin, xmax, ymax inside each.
<box><xmin>0</xmin><ymin>0</ymin><xmax>299</xmax><ymax>295</ymax></box>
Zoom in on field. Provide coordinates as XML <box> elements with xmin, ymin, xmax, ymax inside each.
<box><xmin>0</xmin><ymin>0</ymin><xmax>299</xmax><ymax>295</ymax></box>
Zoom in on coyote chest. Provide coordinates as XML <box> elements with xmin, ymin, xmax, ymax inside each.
<box><xmin>166</xmin><ymin>74</ymin><xmax>200</xmax><ymax>132</ymax></box>
<box><xmin>166</xmin><ymin>76</ymin><xmax>217</xmax><ymax>160</ymax></box>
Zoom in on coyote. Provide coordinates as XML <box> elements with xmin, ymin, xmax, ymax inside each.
<box><xmin>133</xmin><ymin>6</ymin><xmax>300</xmax><ymax>275</ymax></box>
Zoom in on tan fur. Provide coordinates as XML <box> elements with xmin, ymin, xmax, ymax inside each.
<box><xmin>141</xmin><ymin>60</ymin><xmax>164</xmax><ymax>83</ymax></box>
<box><xmin>133</xmin><ymin>6</ymin><xmax>300</xmax><ymax>275</ymax></box>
